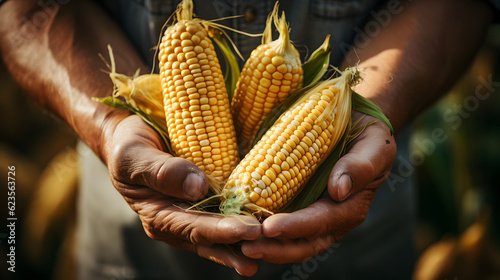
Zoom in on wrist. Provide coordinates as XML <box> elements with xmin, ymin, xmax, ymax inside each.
<box><xmin>74</xmin><ymin>104</ymin><xmax>130</xmax><ymax>164</ymax></box>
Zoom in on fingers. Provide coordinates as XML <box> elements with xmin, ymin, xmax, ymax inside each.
<box><xmin>188</xmin><ymin>214</ymin><xmax>262</xmax><ymax>245</ymax></box>
<box><xmin>135</xmin><ymin>199</ymin><xmax>262</xmax><ymax>246</ymax></box>
<box><xmin>241</xmin><ymin>236</ymin><xmax>334</xmax><ymax>264</ymax></box>
<box><xmin>156</xmin><ymin>225</ymin><xmax>259</xmax><ymax>276</ymax></box>
<box><xmin>245</xmin><ymin>196</ymin><xmax>373</xmax><ymax>263</ymax></box>
<box><xmin>197</xmin><ymin>244</ymin><xmax>259</xmax><ymax>277</ymax></box>
<box><xmin>106</xmin><ymin>115</ymin><xmax>209</xmax><ymax>201</ymax></box>
<box><xmin>328</xmin><ymin>119</ymin><xmax>396</xmax><ymax>201</ymax></box>
<box><xmin>117</xmin><ymin>185</ymin><xmax>262</xmax><ymax>276</ymax></box>
<box><xmin>102</xmin><ymin>115</ymin><xmax>262</xmax><ymax>275</ymax></box>
<box><xmin>260</xmin><ymin>198</ymin><xmax>364</xmax><ymax>240</ymax></box>
<box><xmin>152</xmin><ymin>208</ymin><xmax>261</xmax><ymax>275</ymax></box>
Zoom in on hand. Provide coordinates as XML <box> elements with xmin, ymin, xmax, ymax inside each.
<box><xmin>102</xmin><ymin>114</ymin><xmax>262</xmax><ymax>276</ymax></box>
<box><xmin>240</xmin><ymin>112</ymin><xmax>396</xmax><ymax>264</ymax></box>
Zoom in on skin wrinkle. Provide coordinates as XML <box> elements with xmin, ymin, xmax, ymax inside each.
<box><xmin>308</xmin><ymin>204</ymin><xmax>334</xmax><ymax>241</ymax></box>
<box><xmin>329</xmin><ymin>202</ymin><xmax>359</xmax><ymax>229</ymax></box>
<box><xmin>108</xmin><ymin>143</ymin><xmax>136</xmax><ymax>182</ymax></box>
<box><xmin>212</xmin><ymin>217</ymin><xmax>257</xmax><ymax>244</ymax></box>
<box><xmin>156</xmin><ymin>159</ymin><xmax>175</xmax><ymax>194</ymax></box>
<box><xmin>194</xmin><ymin>218</ymin><xmax>217</xmax><ymax>245</ymax></box>
<box><xmin>96</xmin><ymin>109</ymin><xmax>130</xmax><ymax>163</ymax></box>
<box><xmin>371</xmin><ymin>169</ymin><xmax>391</xmax><ymax>186</ymax></box>
<box><xmin>146</xmin><ymin>203</ymin><xmax>181</xmax><ymax>241</ymax></box>
<box><xmin>187</xmin><ymin>215</ymin><xmax>207</xmax><ymax>245</ymax></box>
<box><xmin>196</xmin><ymin>244</ymin><xmax>259</xmax><ymax>276</ymax></box>
<box><xmin>137</xmin><ymin>196</ymin><xmax>260</xmax><ymax>246</ymax></box>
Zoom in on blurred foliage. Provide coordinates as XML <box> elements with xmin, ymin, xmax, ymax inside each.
<box><xmin>0</xmin><ymin>61</ymin><xmax>78</xmax><ymax>280</ymax></box>
<box><xmin>412</xmin><ymin>25</ymin><xmax>500</xmax><ymax>279</ymax></box>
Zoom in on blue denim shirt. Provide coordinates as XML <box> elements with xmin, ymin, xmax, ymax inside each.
<box><xmin>98</xmin><ymin>0</ymin><xmax>383</xmax><ymax>68</ymax></box>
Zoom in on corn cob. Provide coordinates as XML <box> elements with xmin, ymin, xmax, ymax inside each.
<box><xmin>158</xmin><ymin>0</ymin><xmax>239</xmax><ymax>183</ymax></box>
<box><xmin>111</xmin><ymin>74</ymin><xmax>163</xmax><ymax>121</ymax></box>
<box><xmin>231</xmin><ymin>4</ymin><xmax>303</xmax><ymax>155</ymax></box>
<box><xmin>220</xmin><ymin>67</ymin><xmax>362</xmax><ymax>216</ymax></box>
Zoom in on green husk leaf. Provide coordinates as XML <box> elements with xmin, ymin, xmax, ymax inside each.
<box><xmin>352</xmin><ymin>92</ymin><xmax>393</xmax><ymax>135</ymax></box>
<box><xmin>211</xmin><ymin>30</ymin><xmax>240</xmax><ymax>102</ymax></box>
<box><xmin>92</xmin><ymin>96</ymin><xmax>174</xmax><ymax>155</ymax></box>
<box><xmin>93</xmin><ymin>96</ymin><xmax>130</xmax><ymax>111</ymax></box>
<box><xmin>302</xmin><ymin>35</ymin><xmax>331</xmax><ymax>87</ymax></box>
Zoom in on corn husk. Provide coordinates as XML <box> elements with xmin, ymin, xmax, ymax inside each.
<box><xmin>93</xmin><ymin>46</ymin><xmax>173</xmax><ymax>154</ymax></box>
<box><xmin>302</xmin><ymin>35</ymin><xmax>332</xmax><ymax>87</ymax></box>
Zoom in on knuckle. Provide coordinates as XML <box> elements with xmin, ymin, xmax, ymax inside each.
<box><xmin>107</xmin><ymin>141</ymin><xmax>136</xmax><ymax>180</ymax></box>
<box><xmin>157</xmin><ymin>157</ymin><xmax>185</xmax><ymax>179</ymax></box>
<box><xmin>188</xmin><ymin>227</ymin><xmax>202</xmax><ymax>244</ymax></box>
<box><xmin>301</xmin><ymin>247</ymin><xmax>318</xmax><ymax>263</ymax></box>
<box><xmin>356</xmin><ymin>213</ymin><xmax>368</xmax><ymax>225</ymax></box>
<box><xmin>139</xmin><ymin>209</ymin><xmax>171</xmax><ymax>242</ymax></box>
<box><xmin>353</xmin><ymin>209</ymin><xmax>368</xmax><ymax>226</ymax></box>
<box><xmin>142</xmin><ymin>220</ymin><xmax>161</xmax><ymax>241</ymax></box>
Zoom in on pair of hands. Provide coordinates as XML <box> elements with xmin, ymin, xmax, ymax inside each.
<box><xmin>101</xmin><ymin>111</ymin><xmax>396</xmax><ymax>277</ymax></box>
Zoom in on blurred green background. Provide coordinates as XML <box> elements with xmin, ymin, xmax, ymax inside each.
<box><xmin>1</xmin><ymin>24</ymin><xmax>500</xmax><ymax>280</ymax></box>
<box><xmin>411</xmin><ymin>25</ymin><xmax>500</xmax><ymax>280</ymax></box>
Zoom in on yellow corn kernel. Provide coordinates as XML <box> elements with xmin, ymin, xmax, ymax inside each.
<box><xmin>159</xmin><ymin>0</ymin><xmax>239</xmax><ymax>183</ymax></box>
<box><xmin>231</xmin><ymin>5</ymin><xmax>303</xmax><ymax>155</ymax></box>
<box><xmin>219</xmin><ymin>69</ymin><xmax>357</xmax><ymax>217</ymax></box>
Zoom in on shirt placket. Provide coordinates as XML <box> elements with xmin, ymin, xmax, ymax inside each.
<box><xmin>223</xmin><ymin>0</ymin><xmax>275</xmax><ymax>65</ymax></box>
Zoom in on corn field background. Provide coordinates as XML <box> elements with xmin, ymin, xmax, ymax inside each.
<box><xmin>1</xmin><ymin>26</ymin><xmax>500</xmax><ymax>280</ymax></box>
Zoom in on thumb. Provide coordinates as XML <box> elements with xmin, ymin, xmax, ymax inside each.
<box><xmin>151</xmin><ymin>155</ymin><xmax>210</xmax><ymax>201</ymax></box>
<box><xmin>328</xmin><ymin>123</ymin><xmax>396</xmax><ymax>201</ymax></box>
<box><xmin>106</xmin><ymin>116</ymin><xmax>209</xmax><ymax>201</ymax></box>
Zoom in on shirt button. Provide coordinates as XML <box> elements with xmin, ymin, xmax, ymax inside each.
<box><xmin>244</xmin><ymin>8</ymin><xmax>257</xmax><ymax>22</ymax></box>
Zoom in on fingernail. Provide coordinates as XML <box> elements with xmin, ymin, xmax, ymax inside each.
<box><xmin>337</xmin><ymin>174</ymin><xmax>353</xmax><ymax>201</ymax></box>
<box><xmin>235</xmin><ymin>268</ymin><xmax>243</xmax><ymax>276</ymax></box>
<box><xmin>183</xmin><ymin>172</ymin><xmax>205</xmax><ymax>199</ymax></box>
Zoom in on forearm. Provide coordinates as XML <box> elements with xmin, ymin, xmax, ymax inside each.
<box><xmin>0</xmin><ymin>0</ymin><xmax>146</xmax><ymax>161</ymax></box>
<box><xmin>342</xmin><ymin>0</ymin><xmax>493</xmax><ymax>133</ymax></box>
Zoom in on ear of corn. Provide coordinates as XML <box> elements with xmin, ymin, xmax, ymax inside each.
<box><xmin>281</xmin><ymin>130</ymin><xmax>348</xmax><ymax>212</ymax></box>
<box><xmin>281</xmin><ymin>90</ymin><xmax>394</xmax><ymax>213</ymax></box>
<box><xmin>98</xmin><ymin>45</ymin><xmax>166</xmax><ymax>127</ymax></box>
<box><xmin>251</xmin><ymin>35</ymin><xmax>332</xmax><ymax>148</ymax></box>
<box><xmin>158</xmin><ymin>0</ymin><xmax>239</xmax><ymax>183</ymax></box>
<box><xmin>220</xmin><ymin>67</ymin><xmax>364</xmax><ymax>217</ymax></box>
<box><xmin>231</xmin><ymin>3</ymin><xmax>303</xmax><ymax>155</ymax></box>
<box><xmin>94</xmin><ymin>46</ymin><xmax>173</xmax><ymax>154</ymax></box>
